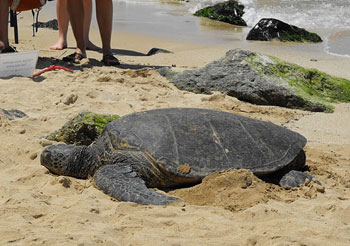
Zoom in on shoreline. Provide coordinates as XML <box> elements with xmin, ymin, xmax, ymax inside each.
<box><xmin>41</xmin><ymin>0</ymin><xmax>350</xmax><ymax>59</ymax></box>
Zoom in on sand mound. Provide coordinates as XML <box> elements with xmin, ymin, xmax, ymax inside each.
<box><xmin>171</xmin><ymin>170</ymin><xmax>269</xmax><ymax>211</ymax></box>
<box><xmin>170</xmin><ymin>169</ymin><xmax>326</xmax><ymax>211</ymax></box>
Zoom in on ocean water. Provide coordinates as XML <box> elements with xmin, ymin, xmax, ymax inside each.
<box><xmin>110</xmin><ymin>0</ymin><xmax>350</xmax><ymax>57</ymax></box>
<box><xmin>44</xmin><ymin>0</ymin><xmax>350</xmax><ymax>57</ymax></box>
<box><xmin>189</xmin><ymin>0</ymin><xmax>350</xmax><ymax>29</ymax></box>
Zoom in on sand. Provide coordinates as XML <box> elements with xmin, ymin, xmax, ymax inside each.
<box><xmin>0</xmin><ymin>9</ymin><xmax>350</xmax><ymax>246</ymax></box>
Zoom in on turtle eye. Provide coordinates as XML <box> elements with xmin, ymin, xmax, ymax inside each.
<box><xmin>57</xmin><ymin>152</ymin><xmax>65</xmax><ymax>161</ymax></box>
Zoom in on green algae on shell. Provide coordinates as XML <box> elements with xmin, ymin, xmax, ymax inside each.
<box><xmin>47</xmin><ymin>112</ymin><xmax>120</xmax><ymax>145</ymax></box>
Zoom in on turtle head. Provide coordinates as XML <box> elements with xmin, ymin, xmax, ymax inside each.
<box><xmin>41</xmin><ymin>144</ymin><xmax>84</xmax><ymax>177</ymax></box>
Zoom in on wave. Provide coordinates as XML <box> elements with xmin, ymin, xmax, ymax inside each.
<box><xmin>178</xmin><ymin>0</ymin><xmax>350</xmax><ymax>29</ymax></box>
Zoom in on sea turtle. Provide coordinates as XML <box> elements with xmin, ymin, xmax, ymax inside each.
<box><xmin>41</xmin><ymin>108</ymin><xmax>309</xmax><ymax>205</ymax></box>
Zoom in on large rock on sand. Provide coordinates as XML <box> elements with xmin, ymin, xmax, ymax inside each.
<box><xmin>168</xmin><ymin>49</ymin><xmax>350</xmax><ymax>112</ymax></box>
<box><xmin>247</xmin><ymin>18</ymin><xmax>322</xmax><ymax>43</ymax></box>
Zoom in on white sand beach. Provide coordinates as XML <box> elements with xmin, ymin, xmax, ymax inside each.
<box><xmin>0</xmin><ymin>4</ymin><xmax>349</xmax><ymax>245</ymax></box>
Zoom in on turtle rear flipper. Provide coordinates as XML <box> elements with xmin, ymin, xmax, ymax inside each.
<box><xmin>93</xmin><ymin>165</ymin><xmax>180</xmax><ymax>205</ymax></box>
<box><xmin>279</xmin><ymin>170</ymin><xmax>320</xmax><ymax>187</ymax></box>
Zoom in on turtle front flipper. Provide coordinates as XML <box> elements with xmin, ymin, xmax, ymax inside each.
<box><xmin>93</xmin><ymin>165</ymin><xmax>180</xmax><ymax>205</ymax></box>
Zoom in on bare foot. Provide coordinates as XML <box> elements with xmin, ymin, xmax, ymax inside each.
<box><xmin>50</xmin><ymin>40</ymin><xmax>67</xmax><ymax>50</ymax></box>
<box><xmin>86</xmin><ymin>40</ymin><xmax>101</xmax><ymax>51</ymax></box>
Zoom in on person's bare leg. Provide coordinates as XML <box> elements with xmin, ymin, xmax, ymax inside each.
<box><xmin>50</xmin><ymin>0</ymin><xmax>69</xmax><ymax>50</ymax></box>
<box><xmin>0</xmin><ymin>0</ymin><xmax>10</xmax><ymax>52</ymax></box>
<box><xmin>96</xmin><ymin>0</ymin><xmax>119</xmax><ymax>65</ymax></box>
<box><xmin>83</xmin><ymin>0</ymin><xmax>100</xmax><ymax>51</ymax></box>
<box><xmin>67</xmin><ymin>0</ymin><xmax>86</xmax><ymax>57</ymax></box>
<box><xmin>95</xmin><ymin>0</ymin><xmax>113</xmax><ymax>56</ymax></box>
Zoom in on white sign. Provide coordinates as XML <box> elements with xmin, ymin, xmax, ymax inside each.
<box><xmin>0</xmin><ymin>50</ymin><xmax>39</xmax><ymax>78</ymax></box>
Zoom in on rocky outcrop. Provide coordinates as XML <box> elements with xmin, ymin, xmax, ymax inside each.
<box><xmin>168</xmin><ymin>49</ymin><xmax>350</xmax><ymax>112</ymax></box>
<box><xmin>246</xmin><ymin>18</ymin><xmax>322</xmax><ymax>42</ymax></box>
<box><xmin>0</xmin><ymin>108</ymin><xmax>27</xmax><ymax>120</ymax></box>
<box><xmin>33</xmin><ymin>19</ymin><xmax>59</xmax><ymax>30</ymax></box>
<box><xmin>46</xmin><ymin>112</ymin><xmax>120</xmax><ymax>145</ymax></box>
<box><xmin>146</xmin><ymin>48</ymin><xmax>172</xmax><ymax>56</ymax></box>
<box><xmin>194</xmin><ymin>0</ymin><xmax>247</xmax><ymax>26</ymax></box>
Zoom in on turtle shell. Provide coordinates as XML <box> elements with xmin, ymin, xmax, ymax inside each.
<box><xmin>104</xmin><ymin>108</ymin><xmax>306</xmax><ymax>178</ymax></box>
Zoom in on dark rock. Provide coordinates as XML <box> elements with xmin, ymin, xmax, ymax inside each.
<box><xmin>33</xmin><ymin>19</ymin><xmax>59</xmax><ymax>30</ymax></box>
<box><xmin>46</xmin><ymin>112</ymin><xmax>120</xmax><ymax>145</ymax></box>
<box><xmin>146</xmin><ymin>48</ymin><xmax>172</xmax><ymax>56</ymax></box>
<box><xmin>170</xmin><ymin>49</ymin><xmax>331</xmax><ymax>112</ymax></box>
<box><xmin>246</xmin><ymin>18</ymin><xmax>322</xmax><ymax>42</ymax></box>
<box><xmin>194</xmin><ymin>0</ymin><xmax>247</xmax><ymax>26</ymax></box>
<box><xmin>169</xmin><ymin>49</ymin><xmax>350</xmax><ymax>112</ymax></box>
<box><xmin>0</xmin><ymin>109</ymin><xmax>27</xmax><ymax>120</ymax></box>
<box><xmin>279</xmin><ymin>170</ymin><xmax>319</xmax><ymax>187</ymax></box>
